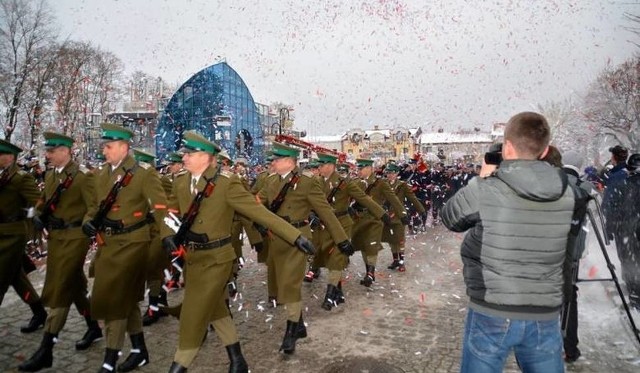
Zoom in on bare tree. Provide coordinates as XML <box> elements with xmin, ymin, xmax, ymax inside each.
<box><xmin>0</xmin><ymin>0</ymin><xmax>56</xmax><ymax>141</ymax></box>
<box><xmin>583</xmin><ymin>56</ymin><xmax>640</xmax><ymax>151</ymax></box>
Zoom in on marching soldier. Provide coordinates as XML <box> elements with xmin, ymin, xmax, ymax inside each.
<box><xmin>256</xmin><ymin>142</ymin><xmax>351</xmax><ymax>354</ymax></box>
<box><xmin>82</xmin><ymin>124</ymin><xmax>168</xmax><ymax>373</ymax></box>
<box><xmin>0</xmin><ymin>139</ymin><xmax>47</xmax><ymax>335</ymax></box>
<box><xmin>314</xmin><ymin>152</ymin><xmax>383</xmax><ymax>310</ymax></box>
<box><xmin>351</xmin><ymin>158</ymin><xmax>406</xmax><ymax>287</ymax></box>
<box><xmin>160</xmin><ymin>131</ymin><xmax>315</xmax><ymax>372</ymax></box>
<box><xmin>382</xmin><ymin>162</ymin><xmax>425</xmax><ymax>272</ymax></box>
<box><xmin>19</xmin><ymin>132</ymin><xmax>103</xmax><ymax>371</ymax></box>
<box><xmin>131</xmin><ymin>149</ymin><xmax>170</xmax><ymax>327</ymax></box>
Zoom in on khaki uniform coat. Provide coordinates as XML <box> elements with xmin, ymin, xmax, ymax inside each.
<box><xmin>351</xmin><ymin>174</ymin><xmax>406</xmax><ymax>256</ymax></box>
<box><xmin>257</xmin><ymin>168</ymin><xmax>348</xmax><ymax>303</ymax></box>
<box><xmin>163</xmin><ymin>164</ymin><xmax>302</xmax><ymax>349</ymax></box>
<box><xmin>382</xmin><ymin>179</ymin><xmax>426</xmax><ymax>246</ymax></box>
<box><xmin>91</xmin><ymin>155</ymin><xmax>167</xmax><ymax>320</ymax></box>
<box><xmin>316</xmin><ymin>172</ymin><xmax>385</xmax><ymax>270</ymax></box>
<box><xmin>39</xmin><ymin>161</ymin><xmax>97</xmax><ymax>308</ymax></box>
<box><xmin>0</xmin><ymin>164</ymin><xmax>40</xmax><ymax>304</ymax></box>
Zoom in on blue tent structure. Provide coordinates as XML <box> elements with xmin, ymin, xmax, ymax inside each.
<box><xmin>156</xmin><ymin>62</ymin><xmax>264</xmax><ymax>164</ymax></box>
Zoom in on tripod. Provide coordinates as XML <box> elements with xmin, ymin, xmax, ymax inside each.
<box><xmin>564</xmin><ymin>200</ymin><xmax>640</xmax><ymax>347</ymax></box>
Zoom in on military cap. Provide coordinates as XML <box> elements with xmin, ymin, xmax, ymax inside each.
<box><xmin>235</xmin><ymin>157</ymin><xmax>248</xmax><ymax>166</ymax></box>
<box><xmin>100</xmin><ymin>123</ymin><xmax>134</xmax><ymax>142</ymax></box>
<box><xmin>264</xmin><ymin>155</ymin><xmax>274</xmax><ymax>165</ymax></box>
<box><xmin>356</xmin><ymin>158</ymin><xmax>374</xmax><ymax>168</ymax></box>
<box><xmin>166</xmin><ymin>152</ymin><xmax>183</xmax><ymax>163</ymax></box>
<box><xmin>132</xmin><ymin>148</ymin><xmax>156</xmax><ymax>164</ymax></box>
<box><xmin>269</xmin><ymin>141</ymin><xmax>300</xmax><ymax>158</ymax></box>
<box><xmin>43</xmin><ymin>132</ymin><xmax>74</xmax><ymax>148</ymax></box>
<box><xmin>305</xmin><ymin>160</ymin><xmax>320</xmax><ymax>169</ymax></box>
<box><xmin>384</xmin><ymin>163</ymin><xmax>401</xmax><ymax>173</ymax></box>
<box><xmin>317</xmin><ymin>151</ymin><xmax>338</xmax><ymax>164</ymax></box>
<box><xmin>179</xmin><ymin>131</ymin><xmax>221</xmax><ymax>155</ymax></box>
<box><xmin>217</xmin><ymin>149</ymin><xmax>232</xmax><ymax>163</ymax></box>
<box><xmin>0</xmin><ymin>139</ymin><xmax>22</xmax><ymax>155</ymax></box>
<box><xmin>337</xmin><ymin>163</ymin><xmax>351</xmax><ymax>173</ymax></box>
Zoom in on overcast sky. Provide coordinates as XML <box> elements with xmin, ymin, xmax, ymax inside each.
<box><xmin>53</xmin><ymin>0</ymin><xmax>638</xmax><ymax>137</ymax></box>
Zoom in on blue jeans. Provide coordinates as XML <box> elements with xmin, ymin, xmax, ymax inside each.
<box><xmin>460</xmin><ymin>307</ymin><xmax>564</xmax><ymax>373</ymax></box>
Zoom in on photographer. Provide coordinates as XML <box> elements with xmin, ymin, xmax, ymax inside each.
<box><xmin>441</xmin><ymin>112</ymin><xmax>576</xmax><ymax>372</ymax></box>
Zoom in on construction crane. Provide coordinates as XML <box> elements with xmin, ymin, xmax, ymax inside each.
<box><xmin>275</xmin><ymin>134</ymin><xmax>347</xmax><ymax>163</ymax></box>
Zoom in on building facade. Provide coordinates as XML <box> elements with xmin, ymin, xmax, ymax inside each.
<box><xmin>341</xmin><ymin>126</ymin><xmax>422</xmax><ymax>164</ymax></box>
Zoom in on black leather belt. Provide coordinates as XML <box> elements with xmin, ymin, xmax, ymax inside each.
<box><xmin>0</xmin><ymin>215</ymin><xmax>25</xmax><ymax>223</ymax></box>
<box><xmin>354</xmin><ymin>208</ymin><xmax>368</xmax><ymax>213</ymax></box>
<box><xmin>290</xmin><ymin>221</ymin><xmax>308</xmax><ymax>228</ymax></box>
<box><xmin>49</xmin><ymin>221</ymin><xmax>82</xmax><ymax>230</ymax></box>
<box><xmin>186</xmin><ymin>236</ymin><xmax>231</xmax><ymax>251</ymax></box>
<box><xmin>334</xmin><ymin>210</ymin><xmax>349</xmax><ymax>217</ymax></box>
<box><xmin>103</xmin><ymin>219</ymin><xmax>150</xmax><ymax>236</ymax></box>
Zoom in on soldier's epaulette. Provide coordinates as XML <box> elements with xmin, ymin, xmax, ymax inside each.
<box><xmin>174</xmin><ymin>169</ymin><xmax>189</xmax><ymax>178</ymax></box>
<box><xmin>78</xmin><ymin>164</ymin><xmax>91</xmax><ymax>174</ymax></box>
<box><xmin>138</xmin><ymin>161</ymin><xmax>151</xmax><ymax>170</ymax></box>
<box><xmin>220</xmin><ymin>170</ymin><xmax>233</xmax><ymax>178</ymax></box>
<box><xmin>302</xmin><ymin>170</ymin><xmax>315</xmax><ymax>178</ymax></box>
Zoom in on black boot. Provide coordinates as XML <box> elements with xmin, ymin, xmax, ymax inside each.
<box><xmin>336</xmin><ymin>281</ymin><xmax>345</xmax><ymax>304</ymax></box>
<box><xmin>21</xmin><ymin>302</ymin><xmax>47</xmax><ymax>333</ymax></box>
<box><xmin>142</xmin><ymin>294</ymin><xmax>167</xmax><ymax>326</ymax></box>
<box><xmin>18</xmin><ymin>332</ymin><xmax>56</xmax><ymax>371</ymax></box>
<box><xmin>321</xmin><ymin>284</ymin><xmax>338</xmax><ymax>311</ymax></box>
<box><xmin>117</xmin><ymin>333</ymin><xmax>149</xmax><ymax>372</ymax></box>
<box><xmin>226</xmin><ymin>342</ymin><xmax>248</xmax><ymax>373</ymax></box>
<box><xmin>279</xmin><ymin>320</ymin><xmax>300</xmax><ymax>354</ymax></box>
<box><xmin>360</xmin><ymin>265</ymin><xmax>375</xmax><ymax>287</ymax></box>
<box><xmin>98</xmin><ymin>348</ymin><xmax>120</xmax><ymax>373</ymax></box>
<box><xmin>168</xmin><ymin>361</ymin><xmax>187</xmax><ymax>373</ymax></box>
<box><xmin>398</xmin><ymin>252</ymin><xmax>406</xmax><ymax>272</ymax></box>
<box><xmin>387</xmin><ymin>253</ymin><xmax>400</xmax><ymax>270</ymax></box>
<box><xmin>296</xmin><ymin>314</ymin><xmax>307</xmax><ymax>339</ymax></box>
<box><xmin>303</xmin><ymin>266</ymin><xmax>318</xmax><ymax>283</ymax></box>
<box><xmin>76</xmin><ymin>316</ymin><xmax>103</xmax><ymax>350</ymax></box>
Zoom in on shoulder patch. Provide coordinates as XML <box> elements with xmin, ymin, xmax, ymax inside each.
<box><xmin>138</xmin><ymin>161</ymin><xmax>151</xmax><ymax>170</ymax></box>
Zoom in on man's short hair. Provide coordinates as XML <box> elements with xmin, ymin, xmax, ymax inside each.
<box><xmin>504</xmin><ymin>112</ymin><xmax>550</xmax><ymax>159</ymax></box>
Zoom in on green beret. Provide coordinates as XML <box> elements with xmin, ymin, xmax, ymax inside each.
<box><xmin>166</xmin><ymin>152</ymin><xmax>183</xmax><ymax>163</ymax></box>
<box><xmin>269</xmin><ymin>141</ymin><xmax>300</xmax><ymax>158</ymax></box>
<box><xmin>43</xmin><ymin>132</ymin><xmax>74</xmax><ymax>148</ymax></box>
<box><xmin>264</xmin><ymin>155</ymin><xmax>274</xmax><ymax>165</ymax></box>
<box><xmin>101</xmin><ymin>123</ymin><xmax>134</xmax><ymax>142</ymax></box>
<box><xmin>132</xmin><ymin>148</ymin><xmax>156</xmax><ymax>164</ymax></box>
<box><xmin>356</xmin><ymin>158</ymin><xmax>374</xmax><ymax>168</ymax></box>
<box><xmin>317</xmin><ymin>151</ymin><xmax>338</xmax><ymax>164</ymax></box>
<box><xmin>179</xmin><ymin>131</ymin><xmax>220</xmax><ymax>155</ymax></box>
<box><xmin>0</xmin><ymin>139</ymin><xmax>23</xmax><ymax>155</ymax></box>
<box><xmin>384</xmin><ymin>163</ymin><xmax>401</xmax><ymax>173</ymax></box>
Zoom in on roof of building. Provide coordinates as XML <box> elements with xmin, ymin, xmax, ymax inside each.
<box><xmin>420</xmin><ymin>132</ymin><xmax>493</xmax><ymax>144</ymax></box>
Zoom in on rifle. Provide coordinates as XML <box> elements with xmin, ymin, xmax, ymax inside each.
<box><xmin>326</xmin><ymin>178</ymin><xmax>345</xmax><ymax>205</ymax></box>
<box><xmin>91</xmin><ymin>167</ymin><xmax>136</xmax><ymax>245</ymax></box>
<box><xmin>170</xmin><ymin>168</ymin><xmax>222</xmax><ymax>260</ymax></box>
<box><xmin>38</xmin><ymin>172</ymin><xmax>74</xmax><ymax>230</ymax></box>
<box><xmin>255</xmin><ymin>172</ymin><xmax>300</xmax><ymax>237</ymax></box>
<box><xmin>351</xmin><ymin>178</ymin><xmax>378</xmax><ymax>213</ymax></box>
<box><xmin>269</xmin><ymin>172</ymin><xmax>299</xmax><ymax>213</ymax></box>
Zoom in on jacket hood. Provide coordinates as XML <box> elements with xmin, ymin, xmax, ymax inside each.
<box><xmin>496</xmin><ymin>160</ymin><xmax>567</xmax><ymax>202</ymax></box>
